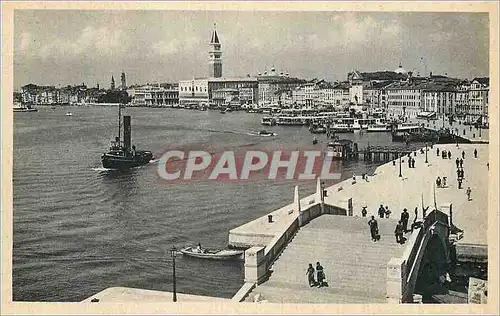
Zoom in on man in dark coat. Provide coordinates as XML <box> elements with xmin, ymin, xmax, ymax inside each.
<box><xmin>400</xmin><ymin>208</ymin><xmax>410</xmax><ymax>233</ymax></box>
<box><xmin>378</xmin><ymin>204</ymin><xmax>385</xmax><ymax>218</ymax></box>
<box><xmin>455</xmin><ymin>158</ymin><xmax>460</xmax><ymax>169</ymax></box>
<box><xmin>459</xmin><ymin>158</ymin><xmax>464</xmax><ymax>168</ymax></box>
<box><xmin>368</xmin><ymin>216</ymin><xmax>379</xmax><ymax>241</ymax></box>
<box><xmin>394</xmin><ymin>221</ymin><xmax>404</xmax><ymax>243</ymax></box>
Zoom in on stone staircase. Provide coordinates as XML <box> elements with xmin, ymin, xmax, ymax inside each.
<box><xmin>247</xmin><ymin>215</ymin><xmax>407</xmax><ymax>303</ymax></box>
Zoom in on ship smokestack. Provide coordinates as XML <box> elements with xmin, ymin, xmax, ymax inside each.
<box><xmin>123</xmin><ymin>115</ymin><xmax>131</xmax><ymax>151</ymax></box>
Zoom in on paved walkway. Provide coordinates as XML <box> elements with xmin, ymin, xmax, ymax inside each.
<box><xmin>324</xmin><ymin>143</ymin><xmax>489</xmax><ymax>245</ymax></box>
<box><xmin>81</xmin><ymin>287</ymin><xmax>229</xmax><ymax>302</ymax></box>
<box><xmin>411</xmin><ymin>117</ymin><xmax>489</xmax><ymax>143</ymax></box>
<box><xmin>246</xmin><ymin>216</ymin><xmax>406</xmax><ymax>303</ymax></box>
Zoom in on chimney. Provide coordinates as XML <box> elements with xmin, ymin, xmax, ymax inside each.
<box><xmin>123</xmin><ymin>115</ymin><xmax>131</xmax><ymax>151</ymax></box>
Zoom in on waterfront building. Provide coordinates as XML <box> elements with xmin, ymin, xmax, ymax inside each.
<box><xmin>455</xmin><ymin>80</ymin><xmax>470</xmax><ymax>117</ymax></box>
<box><xmin>385</xmin><ymin>79</ymin><xmax>423</xmax><ymax>119</ymax></box>
<box><xmin>468</xmin><ymin>77</ymin><xmax>489</xmax><ymax>121</ymax></box>
<box><xmin>349</xmin><ymin>84</ymin><xmax>363</xmax><ymax>105</ymax></box>
<box><xmin>421</xmin><ymin>84</ymin><xmax>457</xmax><ymax>116</ymax></box>
<box><xmin>257</xmin><ymin>68</ymin><xmax>307</xmax><ymax>107</ymax></box>
<box><xmin>130</xmin><ymin>84</ymin><xmax>179</xmax><ymax>107</ymax></box>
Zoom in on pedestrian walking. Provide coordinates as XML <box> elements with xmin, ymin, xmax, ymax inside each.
<box><xmin>458</xmin><ymin>178</ymin><xmax>463</xmax><ymax>189</ymax></box>
<box><xmin>306</xmin><ymin>263</ymin><xmax>316</xmax><ymax>287</ymax></box>
<box><xmin>466</xmin><ymin>187</ymin><xmax>472</xmax><ymax>201</ymax></box>
<box><xmin>394</xmin><ymin>221</ymin><xmax>404</xmax><ymax>244</ymax></box>
<box><xmin>368</xmin><ymin>216</ymin><xmax>379</xmax><ymax>241</ymax></box>
<box><xmin>385</xmin><ymin>206</ymin><xmax>391</xmax><ymax>218</ymax></box>
<box><xmin>436</xmin><ymin>176</ymin><xmax>442</xmax><ymax>188</ymax></box>
<box><xmin>400</xmin><ymin>208</ymin><xmax>410</xmax><ymax>233</ymax></box>
<box><xmin>352</xmin><ymin>172</ymin><xmax>356</xmax><ymax>184</ymax></box>
<box><xmin>447</xmin><ymin>151</ymin><xmax>451</xmax><ymax>159</ymax></box>
<box><xmin>411</xmin><ymin>158</ymin><xmax>415</xmax><ymax>168</ymax></box>
<box><xmin>361</xmin><ymin>206</ymin><xmax>367</xmax><ymax>217</ymax></box>
<box><xmin>462</xmin><ymin>151</ymin><xmax>465</xmax><ymax>159</ymax></box>
<box><xmin>459</xmin><ymin>158</ymin><xmax>463</xmax><ymax>168</ymax></box>
<box><xmin>316</xmin><ymin>262</ymin><xmax>326</xmax><ymax>287</ymax></box>
<box><xmin>378</xmin><ymin>204</ymin><xmax>385</xmax><ymax>218</ymax></box>
<box><xmin>474</xmin><ymin>148</ymin><xmax>478</xmax><ymax>159</ymax></box>
<box><xmin>436</xmin><ymin>148</ymin><xmax>440</xmax><ymax>156</ymax></box>
<box><xmin>460</xmin><ymin>168</ymin><xmax>464</xmax><ymax>179</ymax></box>
<box><xmin>443</xmin><ymin>177</ymin><xmax>447</xmax><ymax>187</ymax></box>
<box><xmin>487</xmin><ymin>162</ymin><xmax>489</xmax><ymax>170</ymax></box>
<box><xmin>455</xmin><ymin>158</ymin><xmax>460</xmax><ymax>169</ymax></box>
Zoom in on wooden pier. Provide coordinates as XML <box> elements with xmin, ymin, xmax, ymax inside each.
<box><xmin>351</xmin><ymin>145</ymin><xmax>427</xmax><ymax>162</ymax></box>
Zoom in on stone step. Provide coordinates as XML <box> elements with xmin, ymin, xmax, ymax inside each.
<box><xmin>250</xmin><ymin>281</ymin><xmax>387</xmax><ymax>304</ymax></box>
<box><xmin>265</xmin><ymin>277</ymin><xmax>387</xmax><ymax>297</ymax></box>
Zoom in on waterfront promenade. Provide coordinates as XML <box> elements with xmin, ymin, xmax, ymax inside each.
<box><xmin>234</xmin><ymin>143</ymin><xmax>489</xmax><ymax>303</ymax></box>
<box><xmin>82</xmin><ymin>287</ymin><xmax>229</xmax><ymax>303</ymax></box>
<box><xmin>412</xmin><ymin>117</ymin><xmax>489</xmax><ymax>143</ymax></box>
<box><xmin>323</xmin><ymin>143</ymin><xmax>488</xmax><ymax>245</ymax></box>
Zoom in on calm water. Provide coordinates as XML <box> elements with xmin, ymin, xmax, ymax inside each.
<box><xmin>13</xmin><ymin>106</ymin><xmax>408</xmax><ymax>301</ymax></box>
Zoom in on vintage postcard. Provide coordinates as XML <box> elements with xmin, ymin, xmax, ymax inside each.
<box><xmin>1</xmin><ymin>1</ymin><xmax>498</xmax><ymax>314</ymax></box>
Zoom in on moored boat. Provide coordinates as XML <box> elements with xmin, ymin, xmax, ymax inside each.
<box><xmin>366</xmin><ymin>124</ymin><xmax>390</xmax><ymax>132</ymax></box>
<box><xmin>261</xmin><ymin>116</ymin><xmax>276</xmax><ymax>126</ymax></box>
<box><xmin>330</xmin><ymin>123</ymin><xmax>355</xmax><ymax>133</ymax></box>
<box><xmin>180</xmin><ymin>246</ymin><xmax>243</xmax><ymax>260</ymax></box>
<box><xmin>13</xmin><ymin>102</ymin><xmax>38</xmax><ymax>112</ymax></box>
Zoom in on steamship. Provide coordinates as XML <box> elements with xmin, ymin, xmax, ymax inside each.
<box><xmin>101</xmin><ymin>104</ymin><xmax>153</xmax><ymax>169</ymax></box>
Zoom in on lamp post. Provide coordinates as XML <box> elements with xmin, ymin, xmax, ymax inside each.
<box><xmin>170</xmin><ymin>246</ymin><xmax>177</xmax><ymax>302</ymax></box>
<box><xmin>399</xmin><ymin>152</ymin><xmax>402</xmax><ymax>177</ymax></box>
<box><xmin>425</xmin><ymin>143</ymin><xmax>428</xmax><ymax>163</ymax></box>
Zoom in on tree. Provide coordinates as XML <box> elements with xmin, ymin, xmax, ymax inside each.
<box><xmin>98</xmin><ymin>90</ymin><xmax>131</xmax><ymax>104</ymax></box>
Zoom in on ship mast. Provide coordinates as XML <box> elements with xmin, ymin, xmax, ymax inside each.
<box><xmin>118</xmin><ymin>102</ymin><xmax>122</xmax><ymax>144</ymax></box>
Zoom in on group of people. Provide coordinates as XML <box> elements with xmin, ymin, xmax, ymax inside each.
<box><xmin>376</xmin><ymin>204</ymin><xmax>391</xmax><ymax>218</ymax></box>
<box><xmin>436</xmin><ymin>176</ymin><xmax>447</xmax><ymax>188</ymax></box>
<box><xmin>367</xmin><ymin>208</ymin><xmax>411</xmax><ymax>244</ymax></box>
<box><xmin>438</xmin><ymin>148</ymin><xmax>452</xmax><ymax>160</ymax></box>
<box><xmin>407</xmin><ymin>155</ymin><xmax>416</xmax><ymax>168</ymax></box>
<box><xmin>305</xmin><ymin>262</ymin><xmax>327</xmax><ymax>288</ymax></box>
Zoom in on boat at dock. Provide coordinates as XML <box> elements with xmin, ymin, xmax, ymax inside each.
<box><xmin>13</xmin><ymin>102</ymin><xmax>38</xmax><ymax>112</ymax></box>
<box><xmin>325</xmin><ymin>138</ymin><xmax>355</xmax><ymax>160</ymax></box>
<box><xmin>261</xmin><ymin>116</ymin><xmax>277</xmax><ymax>126</ymax></box>
<box><xmin>309</xmin><ymin>122</ymin><xmax>327</xmax><ymax>134</ymax></box>
<box><xmin>366</xmin><ymin>124</ymin><xmax>391</xmax><ymax>132</ymax></box>
<box><xmin>180</xmin><ymin>246</ymin><xmax>243</xmax><ymax>260</ymax></box>
<box><xmin>101</xmin><ymin>104</ymin><xmax>153</xmax><ymax>169</ymax></box>
<box><xmin>329</xmin><ymin>123</ymin><xmax>355</xmax><ymax>133</ymax></box>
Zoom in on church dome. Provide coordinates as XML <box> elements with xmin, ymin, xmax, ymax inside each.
<box><xmin>395</xmin><ymin>63</ymin><xmax>407</xmax><ymax>74</ymax></box>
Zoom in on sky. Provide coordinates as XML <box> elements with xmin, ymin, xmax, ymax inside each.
<box><xmin>14</xmin><ymin>10</ymin><xmax>489</xmax><ymax>90</ymax></box>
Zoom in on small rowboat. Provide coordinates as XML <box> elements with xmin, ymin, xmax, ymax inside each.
<box><xmin>180</xmin><ymin>246</ymin><xmax>243</xmax><ymax>260</ymax></box>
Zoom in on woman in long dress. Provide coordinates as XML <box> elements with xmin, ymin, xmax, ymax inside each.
<box><xmin>305</xmin><ymin>263</ymin><xmax>315</xmax><ymax>287</ymax></box>
<box><xmin>316</xmin><ymin>262</ymin><xmax>325</xmax><ymax>287</ymax></box>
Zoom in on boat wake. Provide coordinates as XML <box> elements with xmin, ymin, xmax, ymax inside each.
<box><xmin>91</xmin><ymin>167</ymin><xmax>113</xmax><ymax>172</ymax></box>
<box><xmin>247</xmin><ymin>131</ymin><xmax>278</xmax><ymax>137</ymax></box>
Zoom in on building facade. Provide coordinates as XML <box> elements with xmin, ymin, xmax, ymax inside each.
<box><xmin>130</xmin><ymin>84</ymin><xmax>179</xmax><ymax>107</ymax></box>
<box><xmin>385</xmin><ymin>81</ymin><xmax>423</xmax><ymax>119</ymax></box>
<box><xmin>468</xmin><ymin>77</ymin><xmax>489</xmax><ymax>121</ymax></box>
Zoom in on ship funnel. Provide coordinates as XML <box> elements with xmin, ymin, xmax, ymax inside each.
<box><xmin>123</xmin><ymin>115</ymin><xmax>131</xmax><ymax>150</ymax></box>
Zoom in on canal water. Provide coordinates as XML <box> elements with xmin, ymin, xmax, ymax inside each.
<box><xmin>13</xmin><ymin>107</ymin><xmax>420</xmax><ymax>301</ymax></box>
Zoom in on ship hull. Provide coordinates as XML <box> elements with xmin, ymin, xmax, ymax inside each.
<box><xmin>101</xmin><ymin>151</ymin><xmax>153</xmax><ymax>169</ymax></box>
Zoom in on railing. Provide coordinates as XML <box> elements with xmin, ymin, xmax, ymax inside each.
<box><xmin>389</xmin><ymin>209</ymin><xmax>451</xmax><ymax>303</ymax></box>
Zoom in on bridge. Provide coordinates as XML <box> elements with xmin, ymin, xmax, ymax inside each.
<box><xmin>231</xmin><ymin>143</ymin><xmax>488</xmax><ymax>303</ymax></box>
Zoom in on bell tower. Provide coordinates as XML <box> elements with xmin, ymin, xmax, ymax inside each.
<box><xmin>208</xmin><ymin>23</ymin><xmax>222</xmax><ymax>78</ymax></box>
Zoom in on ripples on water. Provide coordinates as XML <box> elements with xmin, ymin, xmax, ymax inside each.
<box><xmin>13</xmin><ymin>107</ymin><xmax>410</xmax><ymax>301</ymax></box>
